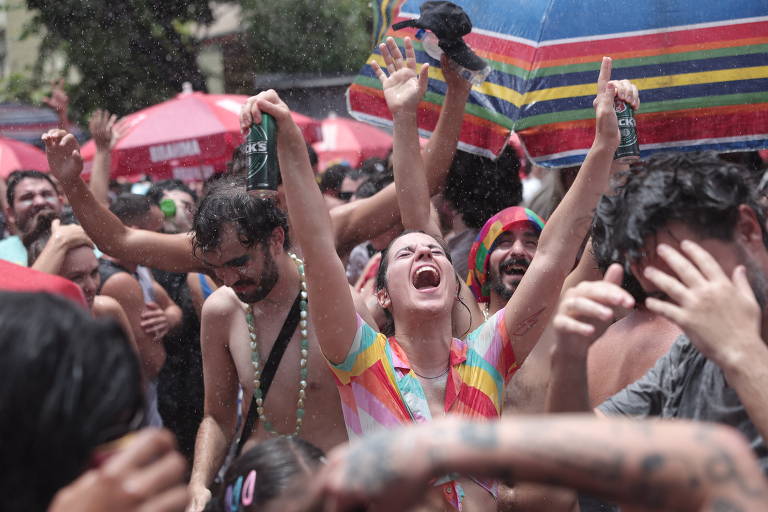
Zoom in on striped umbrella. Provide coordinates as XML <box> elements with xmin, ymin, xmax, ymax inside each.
<box><xmin>350</xmin><ymin>0</ymin><xmax>768</xmax><ymax>167</ymax></box>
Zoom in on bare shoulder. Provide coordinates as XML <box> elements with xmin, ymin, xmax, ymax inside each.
<box><xmin>100</xmin><ymin>271</ymin><xmax>142</xmax><ymax>303</ymax></box>
<box><xmin>92</xmin><ymin>294</ymin><xmax>123</xmax><ymax>317</ymax></box>
<box><xmin>201</xmin><ymin>286</ymin><xmax>241</xmax><ymax>320</ymax></box>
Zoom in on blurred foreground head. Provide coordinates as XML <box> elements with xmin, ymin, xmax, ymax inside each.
<box><xmin>0</xmin><ymin>292</ymin><xmax>143</xmax><ymax>511</ymax></box>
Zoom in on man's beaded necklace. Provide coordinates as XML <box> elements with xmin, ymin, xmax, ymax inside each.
<box><xmin>243</xmin><ymin>253</ymin><xmax>309</xmax><ymax>436</ymax></box>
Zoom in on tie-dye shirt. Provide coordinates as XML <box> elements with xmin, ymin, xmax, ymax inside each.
<box><xmin>327</xmin><ymin>310</ymin><xmax>518</xmax><ymax>509</ymax></box>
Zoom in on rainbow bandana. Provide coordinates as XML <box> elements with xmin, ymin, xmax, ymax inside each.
<box><xmin>466</xmin><ymin>207</ymin><xmax>546</xmax><ymax>302</ymax></box>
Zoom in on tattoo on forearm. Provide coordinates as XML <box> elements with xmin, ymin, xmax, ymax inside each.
<box><xmin>511</xmin><ymin>306</ymin><xmax>546</xmax><ymax>337</ymax></box>
<box><xmin>710</xmin><ymin>497</ymin><xmax>746</xmax><ymax>512</ymax></box>
<box><xmin>458</xmin><ymin>421</ymin><xmax>498</xmax><ymax>450</ymax></box>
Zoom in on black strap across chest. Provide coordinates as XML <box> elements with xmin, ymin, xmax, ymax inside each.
<box><xmin>237</xmin><ymin>292</ymin><xmax>302</xmax><ymax>454</ymax></box>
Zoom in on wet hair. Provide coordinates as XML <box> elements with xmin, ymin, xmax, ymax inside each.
<box><xmin>109</xmin><ymin>193</ymin><xmax>153</xmax><ymax>226</ymax></box>
<box><xmin>192</xmin><ymin>174</ymin><xmax>290</xmax><ymax>255</ymax></box>
<box><xmin>0</xmin><ymin>292</ymin><xmax>143</xmax><ymax>511</ymax></box>
<box><xmin>592</xmin><ymin>151</ymin><xmax>768</xmax><ymax>275</ymax></box>
<box><xmin>204</xmin><ymin>437</ymin><xmax>324</xmax><ymax>512</ymax></box>
<box><xmin>6</xmin><ymin>170</ymin><xmax>59</xmax><ymax>207</ymax></box>
<box><xmin>353</xmin><ymin>169</ymin><xmax>394</xmax><ymax>199</ymax></box>
<box><xmin>444</xmin><ymin>146</ymin><xmax>523</xmax><ymax>229</ymax></box>
<box><xmin>318</xmin><ymin>164</ymin><xmax>350</xmax><ymax>194</ymax></box>
<box><xmin>147</xmin><ymin>179</ymin><xmax>198</xmax><ymax>206</ymax></box>
<box><xmin>358</xmin><ymin>157</ymin><xmax>388</xmax><ymax>177</ymax></box>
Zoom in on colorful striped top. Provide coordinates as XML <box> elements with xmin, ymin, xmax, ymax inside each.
<box><xmin>327</xmin><ymin>310</ymin><xmax>518</xmax><ymax>508</ymax></box>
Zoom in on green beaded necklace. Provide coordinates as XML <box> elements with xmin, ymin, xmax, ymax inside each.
<box><xmin>244</xmin><ymin>253</ymin><xmax>309</xmax><ymax>436</ymax></box>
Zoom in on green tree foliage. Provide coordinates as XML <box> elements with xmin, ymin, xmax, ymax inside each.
<box><xmin>24</xmin><ymin>0</ymin><xmax>213</xmax><ymax>122</ymax></box>
<box><xmin>240</xmin><ymin>0</ymin><xmax>372</xmax><ymax>74</ymax></box>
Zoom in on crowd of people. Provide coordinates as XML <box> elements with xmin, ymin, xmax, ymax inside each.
<box><xmin>2</xmin><ymin>32</ymin><xmax>768</xmax><ymax>512</ymax></box>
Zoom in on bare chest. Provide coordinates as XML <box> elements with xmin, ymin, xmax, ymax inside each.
<box><xmin>228</xmin><ymin>305</ymin><xmax>347</xmax><ymax>451</ymax></box>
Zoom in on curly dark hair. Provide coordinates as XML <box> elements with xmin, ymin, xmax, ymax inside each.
<box><xmin>591</xmin><ymin>151</ymin><xmax>768</xmax><ymax>275</ymax></box>
<box><xmin>191</xmin><ymin>174</ymin><xmax>290</xmax><ymax>255</ymax></box>
<box><xmin>444</xmin><ymin>146</ymin><xmax>523</xmax><ymax>229</ymax></box>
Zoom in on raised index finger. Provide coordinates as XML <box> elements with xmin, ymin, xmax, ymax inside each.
<box><xmin>597</xmin><ymin>56</ymin><xmax>612</xmax><ymax>94</ymax></box>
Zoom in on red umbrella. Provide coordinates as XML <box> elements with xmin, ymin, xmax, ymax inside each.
<box><xmin>0</xmin><ymin>136</ymin><xmax>49</xmax><ymax>178</ymax></box>
<box><xmin>312</xmin><ymin>115</ymin><xmax>392</xmax><ymax>171</ymax></box>
<box><xmin>80</xmin><ymin>92</ymin><xmax>322</xmax><ymax>180</ymax></box>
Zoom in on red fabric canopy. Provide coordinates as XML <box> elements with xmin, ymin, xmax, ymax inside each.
<box><xmin>311</xmin><ymin>115</ymin><xmax>392</xmax><ymax>171</ymax></box>
<box><xmin>0</xmin><ymin>136</ymin><xmax>49</xmax><ymax>178</ymax></box>
<box><xmin>80</xmin><ymin>92</ymin><xmax>322</xmax><ymax>180</ymax></box>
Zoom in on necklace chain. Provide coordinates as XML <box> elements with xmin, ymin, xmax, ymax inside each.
<box><xmin>412</xmin><ymin>366</ymin><xmax>450</xmax><ymax>379</ymax></box>
<box><xmin>243</xmin><ymin>253</ymin><xmax>308</xmax><ymax>436</ymax></box>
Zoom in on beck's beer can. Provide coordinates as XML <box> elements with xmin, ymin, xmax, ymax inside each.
<box><xmin>246</xmin><ymin>113</ymin><xmax>279</xmax><ymax>193</ymax></box>
<box><xmin>613</xmin><ymin>100</ymin><xmax>640</xmax><ymax>163</ymax></box>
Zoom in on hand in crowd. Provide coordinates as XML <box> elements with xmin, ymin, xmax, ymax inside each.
<box><xmin>141</xmin><ymin>301</ymin><xmax>171</xmax><ymax>340</ymax></box>
<box><xmin>48</xmin><ymin>429</ymin><xmax>189</xmax><ymax>512</ymax></box>
<box><xmin>371</xmin><ymin>36</ymin><xmax>429</xmax><ymax>116</ymax></box>
<box><xmin>592</xmin><ymin>57</ymin><xmax>639</xmax><ymax>148</ymax></box>
<box><xmin>440</xmin><ymin>53</ymin><xmax>473</xmax><ymax>95</ymax></box>
<box><xmin>643</xmin><ymin>240</ymin><xmax>764</xmax><ymax>368</ymax></box>
<box><xmin>50</xmin><ymin>218</ymin><xmax>93</xmax><ymax>251</ymax></box>
<box><xmin>552</xmin><ymin>263</ymin><xmax>635</xmax><ymax>355</ymax></box>
<box><xmin>42</xmin><ymin>129</ymin><xmax>84</xmax><ymax>185</ymax></box>
<box><xmin>239</xmin><ymin>89</ymin><xmax>302</xmax><ymax>140</ymax></box>
<box><xmin>89</xmin><ymin>109</ymin><xmax>120</xmax><ymax>151</ymax></box>
<box><xmin>43</xmin><ymin>78</ymin><xmax>70</xmax><ymax>128</ymax></box>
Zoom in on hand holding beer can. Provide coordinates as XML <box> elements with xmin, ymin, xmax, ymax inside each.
<box><xmin>614</xmin><ymin>99</ymin><xmax>640</xmax><ymax>163</ymax></box>
<box><xmin>246</xmin><ymin>113</ymin><xmax>280</xmax><ymax>195</ymax></box>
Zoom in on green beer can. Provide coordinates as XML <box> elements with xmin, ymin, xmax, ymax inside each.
<box><xmin>613</xmin><ymin>99</ymin><xmax>640</xmax><ymax>163</ymax></box>
<box><xmin>246</xmin><ymin>113</ymin><xmax>280</xmax><ymax>193</ymax></box>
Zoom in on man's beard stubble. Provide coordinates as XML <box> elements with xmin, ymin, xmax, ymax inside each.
<box><xmin>738</xmin><ymin>244</ymin><xmax>768</xmax><ymax>312</ymax></box>
<box><xmin>18</xmin><ymin>207</ymin><xmax>58</xmax><ymax>237</ymax></box>
<box><xmin>489</xmin><ymin>256</ymin><xmax>531</xmax><ymax>303</ymax></box>
<box><xmin>233</xmin><ymin>248</ymin><xmax>280</xmax><ymax>304</ymax></box>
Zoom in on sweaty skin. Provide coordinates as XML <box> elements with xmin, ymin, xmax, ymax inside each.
<box><xmin>587</xmin><ymin>307</ymin><xmax>681</xmax><ymax>407</ymax></box>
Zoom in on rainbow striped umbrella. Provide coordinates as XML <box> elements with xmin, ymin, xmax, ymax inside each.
<box><xmin>349</xmin><ymin>0</ymin><xmax>768</xmax><ymax>167</ymax></box>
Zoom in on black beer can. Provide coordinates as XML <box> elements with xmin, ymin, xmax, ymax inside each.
<box><xmin>613</xmin><ymin>99</ymin><xmax>640</xmax><ymax>163</ymax></box>
<box><xmin>246</xmin><ymin>113</ymin><xmax>279</xmax><ymax>193</ymax></box>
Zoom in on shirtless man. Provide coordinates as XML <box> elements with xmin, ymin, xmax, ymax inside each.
<box><xmin>42</xmin><ymin>61</ymin><xmax>472</xmax><ymax>511</ymax></box>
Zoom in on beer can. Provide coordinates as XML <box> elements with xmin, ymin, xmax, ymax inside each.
<box><xmin>613</xmin><ymin>100</ymin><xmax>640</xmax><ymax>163</ymax></box>
<box><xmin>245</xmin><ymin>113</ymin><xmax>279</xmax><ymax>193</ymax></box>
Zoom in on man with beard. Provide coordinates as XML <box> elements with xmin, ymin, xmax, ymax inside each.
<box><xmin>548</xmin><ymin>152</ymin><xmax>768</xmax><ymax>479</ymax></box>
<box><xmin>0</xmin><ymin>170</ymin><xmax>64</xmax><ymax>266</ymax></box>
<box><xmin>42</xmin><ymin>57</ymin><xmax>473</xmax><ymax>511</ymax></box>
<box><xmin>466</xmin><ymin>206</ymin><xmax>545</xmax><ymax>315</ymax></box>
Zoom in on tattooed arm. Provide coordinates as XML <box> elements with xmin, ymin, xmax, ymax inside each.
<box><xmin>502</xmin><ymin>58</ymin><xmax>634</xmax><ymax>364</ymax></box>
<box><xmin>307</xmin><ymin>415</ymin><xmax>768</xmax><ymax>512</ymax></box>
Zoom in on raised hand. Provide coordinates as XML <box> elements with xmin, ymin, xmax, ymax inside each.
<box><xmin>42</xmin><ymin>129</ymin><xmax>84</xmax><ymax>185</ymax></box>
<box><xmin>592</xmin><ymin>57</ymin><xmax>639</xmax><ymax>148</ymax></box>
<box><xmin>43</xmin><ymin>78</ymin><xmax>70</xmax><ymax>128</ymax></box>
<box><xmin>371</xmin><ymin>36</ymin><xmax>429</xmax><ymax>116</ymax></box>
<box><xmin>643</xmin><ymin>241</ymin><xmax>764</xmax><ymax>366</ymax></box>
<box><xmin>50</xmin><ymin>218</ymin><xmax>93</xmax><ymax>250</ymax></box>
<box><xmin>552</xmin><ymin>264</ymin><xmax>635</xmax><ymax>355</ymax></box>
<box><xmin>89</xmin><ymin>109</ymin><xmax>119</xmax><ymax>151</ymax></box>
<box><xmin>239</xmin><ymin>89</ymin><xmax>301</xmax><ymax>138</ymax></box>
